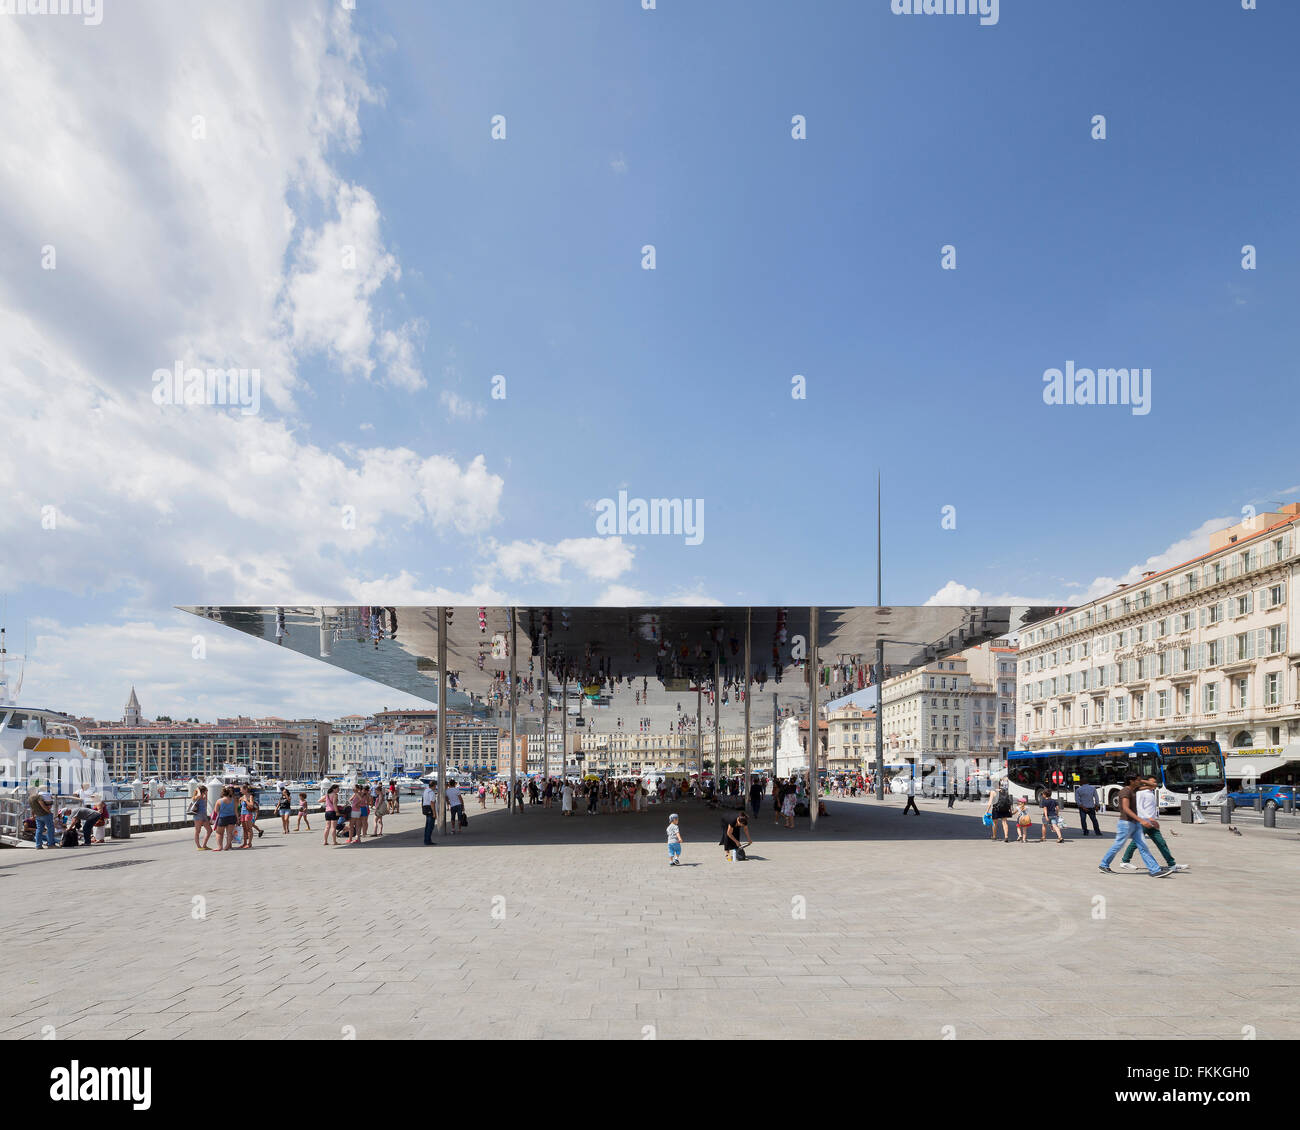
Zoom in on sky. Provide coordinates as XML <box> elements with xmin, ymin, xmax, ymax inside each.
<box><xmin>1</xmin><ymin>0</ymin><xmax>1297</xmax><ymax>722</ymax></box>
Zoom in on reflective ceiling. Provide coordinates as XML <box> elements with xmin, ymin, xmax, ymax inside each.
<box><xmin>181</xmin><ymin>604</ymin><xmax>1056</xmax><ymax>735</ymax></box>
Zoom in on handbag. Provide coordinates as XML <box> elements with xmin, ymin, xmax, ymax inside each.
<box><xmin>421</xmin><ymin>804</ymin><xmax>432</xmax><ymax>816</ymax></box>
<box><xmin>981</xmin><ymin>813</ymin><xmax>992</xmax><ymax>827</ymax></box>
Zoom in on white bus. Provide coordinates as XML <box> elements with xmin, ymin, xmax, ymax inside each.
<box><xmin>1005</xmin><ymin>740</ymin><xmax>1227</xmax><ymax>814</ymax></box>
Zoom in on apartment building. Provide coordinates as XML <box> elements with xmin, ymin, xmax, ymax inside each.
<box><xmin>825</xmin><ymin>705</ymin><xmax>875</xmax><ymax>775</ymax></box>
<box><xmin>1015</xmin><ymin>505</ymin><xmax>1300</xmax><ymax>783</ymax></box>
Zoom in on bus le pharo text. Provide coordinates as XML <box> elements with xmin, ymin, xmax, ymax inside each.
<box><xmin>1005</xmin><ymin>740</ymin><xmax>1227</xmax><ymax>813</ymax></box>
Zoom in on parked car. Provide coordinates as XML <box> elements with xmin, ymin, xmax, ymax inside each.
<box><xmin>1226</xmin><ymin>784</ymin><xmax>1297</xmax><ymax>811</ymax></box>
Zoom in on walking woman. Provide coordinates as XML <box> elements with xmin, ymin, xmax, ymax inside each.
<box><xmin>986</xmin><ymin>779</ymin><xmax>1014</xmax><ymax>843</ymax></box>
<box><xmin>277</xmin><ymin>788</ymin><xmax>292</xmax><ymax>834</ymax></box>
<box><xmin>372</xmin><ymin>784</ymin><xmax>388</xmax><ymax>836</ymax></box>
<box><xmin>190</xmin><ymin>784</ymin><xmax>212</xmax><ymax>850</ymax></box>
<box><xmin>322</xmin><ymin>784</ymin><xmax>340</xmax><ymax>846</ymax></box>
<box><xmin>781</xmin><ymin>787</ymin><xmax>796</xmax><ymax>829</ymax></box>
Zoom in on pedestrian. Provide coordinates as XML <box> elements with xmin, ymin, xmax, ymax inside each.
<box><xmin>1119</xmin><ymin>775</ymin><xmax>1187</xmax><ymax>872</ymax></box>
<box><xmin>773</xmin><ymin>778</ymin><xmax>784</xmax><ymax>825</ymax></box>
<box><xmin>1099</xmin><ymin>774</ymin><xmax>1173</xmax><ymax>878</ymax></box>
<box><xmin>189</xmin><ymin>785</ymin><xmax>212</xmax><ymax>850</ymax></box>
<box><xmin>238</xmin><ymin>786</ymin><xmax>257</xmax><ymax>849</ymax></box>
<box><xmin>1039</xmin><ymin>787</ymin><xmax>1065</xmax><ymax>843</ymax></box>
<box><xmin>214</xmin><ymin>787</ymin><xmax>238</xmax><ymax>851</ymax></box>
<box><xmin>781</xmin><ymin>788</ymin><xmax>796</xmax><ymax>829</ymax></box>
<box><xmin>422</xmin><ymin>780</ymin><xmax>438</xmax><ymax>846</ymax></box>
<box><xmin>321</xmin><ymin>784</ymin><xmax>340</xmax><ymax>846</ymax></box>
<box><xmin>277</xmin><ymin>788</ymin><xmax>292</xmax><ymax>834</ymax></box>
<box><xmin>478</xmin><ymin>783</ymin><xmax>487</xmax><ymax>809</ymax></box>
<box><xmin>445</xmin><ymin>778</ymin><xmax>463</xmax><ymax>834</ymax></box>
<box><xmin>372</xmin><ymin>784</ymin><xmax>388</xmax><ymax>835</ymax></box>
<box><xmin>986</xmin><ymin>779</ymin><xmax>1013</xmax><ymax>842</ymax></box>
<box><xmin>947</xmin><ymin>782</ymin><xmax>957</xmax><ymax>809</ymax></box>
<box><xmin>587</xmin><ymin>781</ymin><xmax>599</xmax><ymax>814</ymax></box>
<box><xmin>347</xmin><ymin>782</ymin><xmax>364</xmax><ymax>844</ymax></box>
<box><xmin>720</xmin><ymin>812</ymin><xmax>753</xmax><ymax>861</ymax></box>
<box><xmin>1074</xmin><ymin>780</ymin><xmax>1101</xmax><ymax>836</ymax></box>
<box><xmin>561</xmin><ymin>780</ymin><xmax>574</xmax><ymax>816</ymax></box>
<box><xmin>1014</xmin><ymin>796</ymin><xmax>1033</xmax><ymax>841</ymax></box>
<box><xmin>295</xmin><ymin>792</ymin><xmax>311</xmax><ymax>832</ymax></box>
<box><xmin>666</xmin><ymin>812</ymin><xmax>684</xmax><ymax>866</ymax></box>
<box><xmin>902</xmin><ymin>776</ymin><xmax>920</xmax><ymax>815</ymax></box>
<box><xmin>30</xmin><ymin>783</ymin><xmax>55</xmax><ymax>850</ymax></box>
<box><xmin>750</xmin><ymin>778</ymin><xmax>763</xmax><ymax>816</ymax></box>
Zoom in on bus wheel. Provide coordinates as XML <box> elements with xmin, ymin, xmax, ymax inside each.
<box><xmin>1107</xmin><ymin>789</ymin><xmax>1121</xmax><ymax>812</ymax></box>
<box><xmin>1033</xmin><ymin>787</ymin><xmax>1045</xmax><ymax>806</ymax></box>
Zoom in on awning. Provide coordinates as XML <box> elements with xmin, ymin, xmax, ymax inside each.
<box><xmin>1223</xmin><ymin>755</ymin><xmax>1288</xmax><ymax>776</ymax></box>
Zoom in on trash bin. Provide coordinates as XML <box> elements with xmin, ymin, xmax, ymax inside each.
<box><xmin>110</xmin><ymin>813</ymin><xmax>130</xmax><ymax>839</ymax></box>
<box><xmin>1180</xmin><ymin>798</ymin><xmax>1193</xmax><ymax>824</ymax></box>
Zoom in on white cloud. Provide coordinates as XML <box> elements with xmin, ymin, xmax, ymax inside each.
<box><xmin>491</xmin><ymin>538</ymin><xmax>635</xmax><ymax>585</ymax></box>
<box><xmin>595</xmin><ymin>584</ymin><xmax>649</xmax><ymax>605</ymax></box>
<box><xmin>610</xmin><ymin>153</ymin><xmax>628</xmax><ymax>174</ymax></box>
<box><xmin>924</xmin><ymin>517</ymin><xmax>1238</xmax><ymax>609</ymax></box>
<box><xmin>440</xmin><ymin>389</ymin><xmax>486</xmax><ymax>420</ymax></box>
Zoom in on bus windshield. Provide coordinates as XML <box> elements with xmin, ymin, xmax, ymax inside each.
<box><xmin>1159</xmin><ymin>743</ymin><xmax>1225</xmax><ymax>791</ymax></box>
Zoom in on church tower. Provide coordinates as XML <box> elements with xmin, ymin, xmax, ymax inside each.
<box><xmin>124</xmin><ymin>686</ymin><xmax>143</xmax><ymax>727</ymax></box>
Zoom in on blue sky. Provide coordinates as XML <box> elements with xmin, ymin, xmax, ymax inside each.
<box><xmin>1</xmin><ymin>0</ymin><xmax>1297</xmax><ymax>720</ymax></box>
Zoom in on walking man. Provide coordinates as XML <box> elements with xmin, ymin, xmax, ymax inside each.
<box><xmin>902</xmin><ymin>775</ymin><xmax>920</xmax><ymax>815</ymax></box>
<box><xmin>1099</xmin><ymin>774</ymin><xmax>1173</xmax><ymax>877</ymax></box>
<box><xmin>1119</xmin><ymin>775</ymin><xmax>1187</xmax><ymax>872</ymax></box>
<box><xmin>750</xmin><ymin>777</ymin><xmax>763</xmax><ymax>816</ymax></box>
<box><xmin>422</xmin><ymin>780</ymin><xmax>438</xmax><ymax>846</ymax></box>
<box><xmin>1074</xmin><ymin>780</ymin><xmax>1101</xmax><ymax>836</ymax></box>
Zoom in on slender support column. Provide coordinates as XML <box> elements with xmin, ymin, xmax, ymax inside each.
<box><xmin>809</xmin><ymin>606</ymin><xmax>819</xmax><ymax>831</ymax></box>
<box><xmin>743</xmin><ymin>608</ymin><xmax>752</xmax><ymax>807</ymax></box>
<box><xmin>437</xmin><ymin>606</ymin><xmax>447</xmax><ymax>835</ymax></box>
<box><xmin>560</xmin><ymin>668</ymin><xmax>567</xmax><ymax>785</ymax></box>
<box><xmin>696</xmin><ymin>683</ymin><xmax>703</xmax><ymax>784</ymax></box>
<box><xmin>541</xmin><ymin>634</ymin><xmax>549</xmax><ymax>799</ymax></box>
<box><xmin>875</xmin><ymin>637</ymin><xmax>885</xmax><ymax>801</ymax></box>
<box><xmin>509</xmin><ymin>611</ymin><xmax>518</xmax><ymax>814</ymax></box>
<box><xmin>713</xmin><ymin>645</ymin><xmax>721</xmax><ymax>799</ymax></box>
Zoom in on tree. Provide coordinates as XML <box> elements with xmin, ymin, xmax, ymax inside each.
<box><xmin>702</xmin><ymin>759</ymin><xmax>713</xmax><ymax>772</ymax></box>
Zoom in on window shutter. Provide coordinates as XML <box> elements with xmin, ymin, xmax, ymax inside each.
<box><xmin>1245</xmin><ymin>631</ymin><xmax>1254</xmax><ymax>660</ymax></box>
<box><xmin>1198</xmin><ymin>643</ymin><xmax>1206</xmax><ymax>669</ymax></box>
<box><xmin>1282</xmin><ymin>624</ymin><xmax>1288</xmax><ymax>653</ymax></box>
<box><xmin>1199</xmin><ymin>608</ymin><xmax>1206</xmax><ymax>628</ymax></box>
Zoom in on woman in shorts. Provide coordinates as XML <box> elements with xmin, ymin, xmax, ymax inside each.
<box><xmin>321</xmin><ymin>784</ymin><xmax>340</xmax><ymax>846</ymax></box>
<box><xmin>191</xmin><ymin>785</ymin><xmax>212</xmax><ymax>850</ymax></box>
<box><xmin>277</xmin><ymin>788</ymin><xmax>292</xmax><ymax>834</ymax></box>
<box><xmin>214</xmin><ymin>787</ymin><xmax>238</xmax><ymax>851</ymax></box>
<box><xmin>347</xmin><ymin>784</ymin><xmax>365</xmax><ymax>844</ymax></box>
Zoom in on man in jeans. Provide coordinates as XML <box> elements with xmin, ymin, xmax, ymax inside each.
<box><xmin>1074</xmin><ymin>781</ymin><xmax>1102</xmax><ymax>836</ymax></box>
<box><xmin>421</xmin><ymin>781</ymin><xmax>438</xmax><ymax>846</ymax></box>
<box><xmin>1100</xmin><ymin>774</ymin><xmax>1173</xmax><ymax>877</ymax></box>
<box><xmin>1120</xmin><ymin>775</ymin><xmax>1188</xmax><ymax>872</ymax></box>
<box><xmin>30</xmin><ymin>785</ymin><xmax>55</xmax><ymax>849</ymax></box>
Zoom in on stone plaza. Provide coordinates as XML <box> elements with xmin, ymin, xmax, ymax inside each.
<box><xmin>1</xmin><ymin>795</ymin><xmax>1296</xmax><ymax>1041</ymax></box>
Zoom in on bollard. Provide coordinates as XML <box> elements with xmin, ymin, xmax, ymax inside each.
<box><xmin>1220</xmin><ymin>797</ymin><xmax>1233</xmax><ymax>824</ymax></box>
<box><xmin>1286</xmin><ymin>790</ymin><xmax>1296</xmax><ymax>816</ymax></box>
<box><xmin>1264</xmin><ymin>805</ymin><xmax>1276</xmax><ymax>829</ymax></box>
<box><xmin>1254</xmin><ymin>794</ymin><xmax>1264</xmax><ymax>813</ymax></box>
<box><xmin>1181</xmin><ymin>798</ymin><xmax>1193</xmax><ymax>824</ymax></box>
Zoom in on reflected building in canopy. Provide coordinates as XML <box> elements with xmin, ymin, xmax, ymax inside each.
<box><xmin>182</xmin><ymin>604</ymin><xmax>1060</xmax><ymax>831</ymax></box>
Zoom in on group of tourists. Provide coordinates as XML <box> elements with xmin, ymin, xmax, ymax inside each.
<box><xmin>982</xmin><ymin>775</ymin><xmax>1188</xmax><ymax>876</ymax></box>
<box><xmin>318</xmin><ymin>781</ymin><xmax>393</xmax><ymax>845</ymax></box>
<box><xmin>188</xmin><ymin>783</ymin><xmax>269</xmax><ymax>851</ymax></box>
<box><xmin>27</xmin><ymin>784</ymin><xmax>109</xmax><ymax>848</ymax></box>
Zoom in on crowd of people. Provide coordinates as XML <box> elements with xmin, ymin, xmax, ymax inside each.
<box><xmin>982</xmin><ymin>774</ymin><xmax>1189</xmax><ymax>876</ymax></box>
